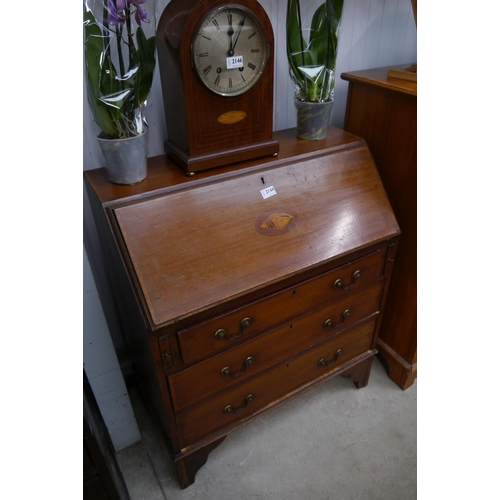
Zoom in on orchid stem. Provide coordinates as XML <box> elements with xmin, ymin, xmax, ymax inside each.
<box><xmin>125</xmin><ymin>4</ymin><xmax>134</xmax><ymax>68</ymax></box>
<box><xmin>116</xmin><ymin>24</ymin><xmax>126</xmax><ymax>77</ymax></box>
<box><xmin>102</xmin><ymin>1</ymin><xmax>111</xmax><ymax>60</ymax></box>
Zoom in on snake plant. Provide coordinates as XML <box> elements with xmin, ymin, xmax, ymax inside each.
<box><xmin>286</xmin><ymin>0</ymin><xmax>344</xmax><ymax>103</ymax></box>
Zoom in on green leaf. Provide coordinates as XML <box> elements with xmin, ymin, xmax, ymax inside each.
<box><xmin>94</xmin><ymin>103</ymin><xmax>119</xmax><ymax>137</ymax></box>
<box><xmin>84</xmin><ymin>6</ymin><xmax>120</xmax><ymax>136</ymax></box>
<box><xmin>134</xmin><ymin>27</ymin><xmax>156</xmax><ymax>107</ymax></box>
<box><xmin>83</xmin><ymin>6</ymin><xmax>157</xmax><ymax>137</ymax></box>
<box><xmin>309</xmin><ymin>4</ymin><xmax>329</xmax><ymax>66</ymax></box>
<box><xmin>286</xmin><ymin>0</ymin><xmax>344</xmax><ymax>102</ymax></box>
<box><xmin>84</xmin><ymin>12</ymin><xmax>115</xmax><ymax>135</ymax></box>
<box><xmin>286</xmin><ymin>0</ymin><xmax>308</xmax><ymax>85</ymax></box>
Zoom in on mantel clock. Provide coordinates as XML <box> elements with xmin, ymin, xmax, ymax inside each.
<box><xmin>157</xmin><ymin>0</ymin><xmax>279</xmax><ymax>174</ymax></box>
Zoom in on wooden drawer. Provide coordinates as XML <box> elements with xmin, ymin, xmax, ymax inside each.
<box><xmin>176</xmin><ymin>249</ymin><xmax>385</xmax><ymax>364</ymax></box>
<box><xmin>168</xmin><ymin>281</ymin><xmax>384</xmax><ymax>412</ymax></box>
<box><xmin>175</xmin><ymin>318</ymin><xmax>377</xmax><ymax>448</ymax></box>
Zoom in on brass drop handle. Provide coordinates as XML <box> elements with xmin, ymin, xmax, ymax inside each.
<box><xmin>215</xmin><ymin>317</ymin><xmax>252</xmax><ymax>341</ymax></box>
<box><xmin>324</xmin><ymin>309</ymin><xmax>350</xmax><ymax>329</ymax></box>
<box><xmin>223</xmin><ymin>394</ymin><xmax>254</xmax><ymax>414</ymax></box>
<box><xmin>318</xmin><ymin>349</ymin><xmax>343</xmax><ymax>367</ymax></box>
<box><xmin>334</xmin><ymin>270</ymin><xmax>362</xmax><ymax>290</ymax></box>
<box><xmin>221</xmin><ymin>356</ymin><xmax>254</xmax><ymax>378</ymax></box>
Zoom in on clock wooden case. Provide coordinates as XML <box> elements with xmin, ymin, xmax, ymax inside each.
<box><xmin>157</xmin><ymin>0</ymin><xmax>279</xmax><ymax>174</ymax></box>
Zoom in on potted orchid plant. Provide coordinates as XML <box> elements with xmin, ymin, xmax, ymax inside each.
<box><xmin>83</xmin><ymin>0</ymin><xmax>156</xmax><ymax>184</ymax></box>
<box><xmin>286</xmin><ymin>0</ymin><xmax>344</xmax><ymax>140</ymax></box>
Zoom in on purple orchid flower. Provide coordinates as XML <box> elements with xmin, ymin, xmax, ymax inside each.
<box><xmin>128</xmin><ymin>0</ymin><xmax>149</xmax><ymax>25</ymax></box>
<box><xmin>107</xmin><ymin>0</ymin><xmax>124</xmax><ymax>25</ymax></box>
<box><xmin>135</xmin><ymin>5</ymin><xmax>149</xmax><ymax>25</ymax></box>
<box><xmin>116</xmin><ymin>0</ymin><xmax>126</xmax><ymax>11</ymax></box>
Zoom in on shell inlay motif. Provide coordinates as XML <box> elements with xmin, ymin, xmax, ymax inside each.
<box><xmin>260</xmin><ymin>213</ymin><xmax>294</xmax><ymax>230</ymax></box>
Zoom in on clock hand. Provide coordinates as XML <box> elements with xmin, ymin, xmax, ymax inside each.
<box><xmin>231</xmin><ymin>15</ymin><xmax>246</xmax><ymax>53</ymax></box>
<box><xmin>227</xmin><ymin>12</ymin><xmax>234</xmax><ymax>54</ymax></box>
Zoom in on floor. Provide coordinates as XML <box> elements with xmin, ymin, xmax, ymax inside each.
<box><xmin>116</xmin><ymin>356</ymin><xmax>417</xmax><ymax>500</ymax></box>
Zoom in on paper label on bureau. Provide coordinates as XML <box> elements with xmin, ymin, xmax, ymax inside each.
<box><xmin>260</xmin><ymin>186</ymin><xmax>277</xmax><ymax>199</ymax></box>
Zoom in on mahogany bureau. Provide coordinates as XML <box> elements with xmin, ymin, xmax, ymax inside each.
<box><xmin>84</xmin><ymin>126</ymin><xmax>400</xmax><ymax>488</ymax></box>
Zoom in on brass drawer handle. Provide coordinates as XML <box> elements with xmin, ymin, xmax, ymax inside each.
<box><xmin>324</xmin><ymin>309</ymin><xmax>350</xmax><ymax>329</ymax></box>
<box><xmin>318</xmin><ymin>349</ymin><xmax>343</xmax><ymax>368</ymax></box>
<box><xmin>221</xmin><ymin>356</ymin><xmax>254</xmax><ymax>378</ymax></box>
<box><xmin>334</xmin><ymin>270</ymin><xmax>362</xmax><ymax>290</ymax></box>
<box><xmin>215</xmin><ymin>317</ymin><xmax>252</xmax><ymax>341</ymax></box>
<box><xmin>223</xmin><ymin>394</ymin><xmax>254</xmax><ymax>414</ymax></box>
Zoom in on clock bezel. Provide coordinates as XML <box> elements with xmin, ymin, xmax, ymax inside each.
<box><xmin>191</xmin><ymin>4</ymin><xmax>270</xmax><ymax>97</ymax></box>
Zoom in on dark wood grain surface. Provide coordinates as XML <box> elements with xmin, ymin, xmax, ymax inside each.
<box><xmin>342</xmin><ymin>66</ymin><xmax>417</xmax><ymax>389</ymax></box>
<box><xmin>113</xmin><ymin>144</ymin><xmax>398</xmax><ymax>328</ymax></box>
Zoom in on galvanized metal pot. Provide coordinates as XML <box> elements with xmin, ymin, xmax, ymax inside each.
<box><xmin>97</xmin><ymin>128</ymin><xmax>149</xmax><ymax>185</ymax></box>
<box><xmin>295</xmin><ymin>100</ymin><xmax>334</xmax><ymax>140</ymax></box>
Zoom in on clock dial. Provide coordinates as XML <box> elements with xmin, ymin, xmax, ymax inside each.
<box><xmin>192</xmin><ymin>5</ymin><xmax>269</xmax><ymax>96</ymax></box>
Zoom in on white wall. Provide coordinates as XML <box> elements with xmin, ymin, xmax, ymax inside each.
<box><xmin>83</xmin><ymin>0</ymin><xmax>417</xmax><ymax>448</ymax></box>
<box><xmin>83</xmin><ymin>245</ymin><xmax>141</xmax><ymax>451</ymax></box>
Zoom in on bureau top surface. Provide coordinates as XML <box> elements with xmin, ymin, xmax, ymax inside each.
<box><xmin>85</xmin><ymin>127</ymin><xmax>362</xmax><ymax>205</ymax></box>
<box><xmin>106</xmin><ymin>130</ymin><xmax>399</xmax><ymax>330</ymax></box>
<box><xmin>341</xmin><ymin>64</ymin><xmax>417</xmax><ymax>97</ymax></box>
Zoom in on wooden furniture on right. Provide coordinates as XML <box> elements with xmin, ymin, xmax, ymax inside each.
<box><xmin>341</xmin><ymin>65</ymin><xmax>417</xmax><ymax>390</ymax></box>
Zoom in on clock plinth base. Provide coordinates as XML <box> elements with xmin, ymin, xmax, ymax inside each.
<box><xmin>165</xmin><ymin>138</ymin><xmax>280</xmax><ymax>175</ymax></box>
